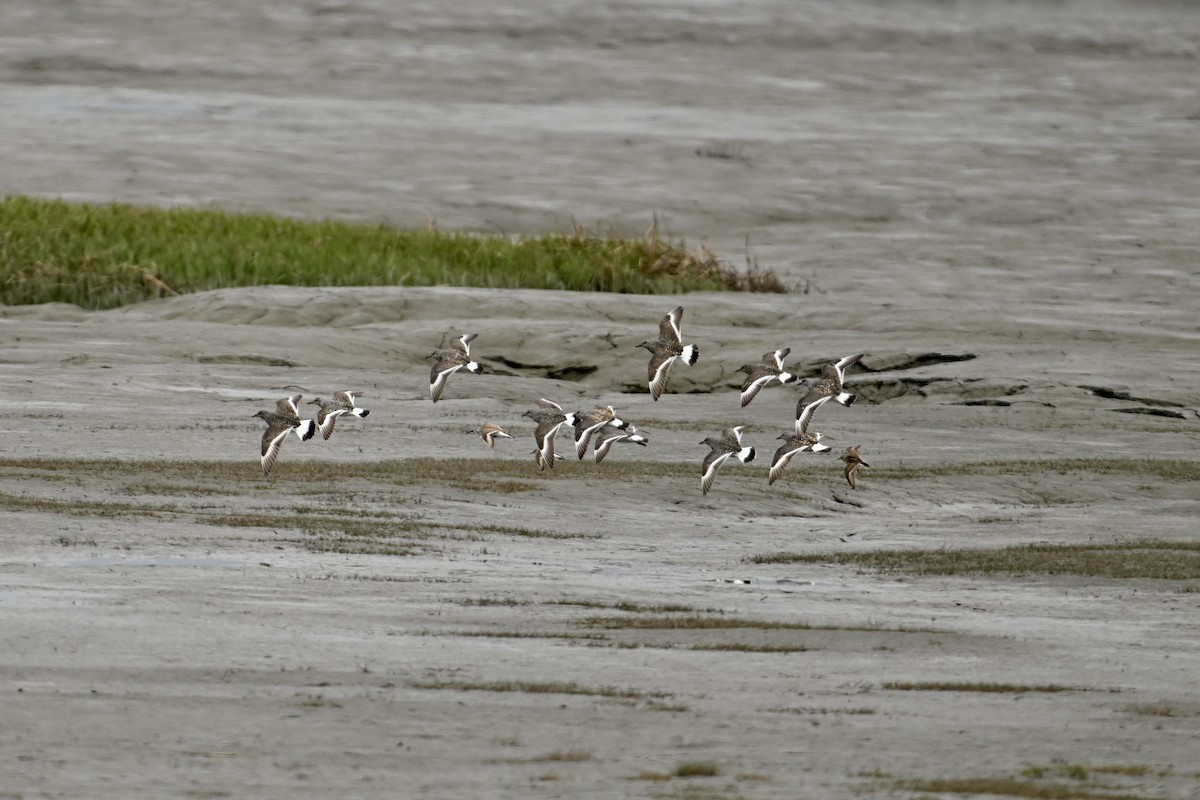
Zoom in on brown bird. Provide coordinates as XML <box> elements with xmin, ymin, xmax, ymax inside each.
<box><xmin>840</xmin><ymin>445</ymin><xmax>871</xmax><ymax>489</ymax></box>
<box><xmin>253</xmin><ymin>394</ymin><xmax>316</xmax><ymax>477</ymax></box>
<box><xmin>469</xmin><ymin>423</ymin><xmax>513</xmax><ymax>448</ymax></box>
<box><xmin>637</xmin><ymin>306</ymin><xmax>699</xmax><ymax>401</ymax></box>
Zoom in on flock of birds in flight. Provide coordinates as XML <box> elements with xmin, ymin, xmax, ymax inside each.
<box><xmin>253</xmin><ymin>306</ymin><xmax>870</xmax><ymax>494</ymax></box>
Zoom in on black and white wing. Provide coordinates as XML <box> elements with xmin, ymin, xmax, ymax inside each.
<box><xmin>659</xmin><ymin>306</ymin><xmax>684</xmax><ymax>345</ymax></box>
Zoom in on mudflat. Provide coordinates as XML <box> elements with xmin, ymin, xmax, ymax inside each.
<box><xmin>1</xmin><ymin>1</ymin><xmax>1198</xmax><ymax>798</ymax></box>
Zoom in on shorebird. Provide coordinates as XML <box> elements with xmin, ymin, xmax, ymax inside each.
<box><xmin>307</xmin><ymin>391</ymin><xmax>370</xmax><ymax>441</ymax></box>
<box><xmin>521</xmin><ymin>399</ymin><xmax>576</xmax><ymax>470</ymax></box>
<box><xmin>840</xmin><ymin>445</ymin><xmax>871</xmax><ymax>489</ymax></box>
<box><xmin>469</xmin><ymin>423</ymin><xmax>513</xmax><ymax>448</ymax></box>
<box><xmin>638</xmin><ymin>306</ymin><xmax>699</xmax><ymax>401</ymax></box>
<box><xmin>570</xmin><ymin>405</ymin><xmax>626</xmax><ymax>459</ymax></box>
<box><xmin>735</xmin><ymin>348</ymin><xmax>796</xmax><ymax>407</ymax></box>
<box><xmin>427</xmin><ymin>333</ymin><xmax>483</xmax><ymax>402</ymax></box>
<box><xmin>768</xmin><ymin>400</ymin><xmax>832</xmax><ymax>486</ymax></box>
<box><xmin>795</xmin><ymin>352</ymin><xmax>864</xmax><ymax>419</ymax></box>
<box><xmin>700</xmin><ymin>425</ymin><xmax>756</xmax><ymax>495</ymax></box>
<box><xmin>593</xmin><ymin>424</ymin><xmax>648</xmax><ymax>464</ymax></box>
<box><xmin>253</xmin><ymin>394</ymin><xmax>316</xmax><ymax>478</ymax></box>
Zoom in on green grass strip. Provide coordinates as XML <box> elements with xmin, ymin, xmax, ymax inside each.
<box><xmin>894</xmin><ymin>777</ymin><xmax>1148</xmax><ymax>799</ymax></box>
<box><xmin>752</xmin><ymin>540</ymin><xmax>1200</xmax><ymax>580</ymax></box>
<box><xmin>0</xmin><ymin>195</ymin><xmax>785</xmax><ymax>308</ymax></box>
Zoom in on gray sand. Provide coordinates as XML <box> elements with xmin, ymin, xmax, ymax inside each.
<box><xmin>2</xmin><ymin>1</ymin><xmax>1199</xmax><ymax>798</ymax></box>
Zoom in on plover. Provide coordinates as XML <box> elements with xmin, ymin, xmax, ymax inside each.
<box><xmin>735</xmin><ymin>348</ymin><xmax>796</xmax><ymax>407</ymax></box>
<box><xmin>593</xmin><ymin>424</ymin><xmax>648</xmax><ymax>464</ymax></box>
<box><xmin>253</xmin><ymin>394</ymin><xmax>316</xmax><ymax>478</ymax></box>
<box><xmin>521</xmin><ymin>399</ymin><xmax>576</xmax><ymax>470</ymax></box>
<box><xmin>795</xmin><ymin>352</ymin><xmax>864</xmax><ymax>418</ymax></box>
<box><xmin>307</xmin><ymin>390</ymin><xmax>370</xmax><ymax>441</ymax></box>
<box><xmin>840</xmin><ymin>445</ymin><xmax>871</xmax><ymax>489</ymax></box>
<box><xmin>638</xmin><ymin>306</ymin><xmax>699</xmax><ymax>401</ymax></box>
<box><xmin>700</xmin><ymin>425</ymin><xmax>756</xmax><ymax>495</ymax></box>
<box><xmin>469</xmin><ymin>423</ymin><xmax>513</xmax><ymax>448</ymax></box>
<box><xmin>428</xmin><ymin>333</ymin><xmax>484</xmax><ymax>402</ymax></box>
<box><xmin>570</xmin><ymin>405</ymin><xmax>626</xmax><ymax>459</ymax></box>
<box><xmin>768</xmin><ymin>400</ymin><xmax>832</xmax><ymax>486</ymax></box>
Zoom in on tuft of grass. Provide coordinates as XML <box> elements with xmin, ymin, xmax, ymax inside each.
<box><xmin>766</xmin><ymin>706</ymin><xmax>877</xmax><ymax>716</ymax></box>
<box><xmin>882</xmin><ymin>681</ymin><xmax>1080</xmax><ymax>693</ymax></box>
<box><xmin>578</xmin><ymin>614</ymin><xmax>937</xmax><ymax>633</ymax></box>
<box><xmin>0</xmin><ymin>196</ymin><xmax>785</xmax><ymax>309</ymax></box>
<box><xmin>752</xmin><ymin>539</ymin><xmax>1200</xmax><ymax>580</ymax></box>
<box><xmin>632</xmin><ymin>771</ymin><xmax>673</xmax><ymax>781</ymax></box>
<box><xmin>1128</xmin><ymin>704</ymin><xmax>1175</xmax><ymax>717</ymax></box>
<box><xmin>689</xmin><ymin>643</ymin><xmax>811</xmax><ymax>653</ymax></box>
<box><xmin>533</xmin><ymin>749</ymin><xmax>591</xmax><ymax>762</ymax></box>
<box><xmin>674</xmin><ymin>761</ymin><xmax>720</xmax><ymax>778</ymax></box>
<box><xmin>408</xmin><ymin>679</ymin><xmax>669</xmax><ymax>699</ymax></box>
<box><xmin>870</xmin><ymin>458</ymin><xmax>1199</xmax><ymax>482</ymax></box>
<box><xmin>895</xmin><ymin>776</ymin><xmax>1150</xmax><ymax>799</ymax></box>
<box><xmin>550</xmin><ymin>599</ymin><xmax>722</xmax><ymax>614</ymax></box>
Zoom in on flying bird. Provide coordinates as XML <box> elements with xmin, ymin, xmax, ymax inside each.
<box><xmin>570</xmin><ymin>405</ymin><xmax>626</xmax><ymax>459</ymax></box>
<box><xmin>795</xmin><ymin>353</ymin><xmax>864</xmax><ymax>418</ymax></box>
<box><xmin>840</xmin><ymin>445</ymin><xmax>871</xmax><ymax>489</ymax></box>
<box><xmin>735</xmin><ymin>348</ymin><xmax>796</xmax><ymax>407</ymax></box>
<box><xmin>768</xmin><ymin>400</ymin><xmax>832</xmax><ymax>486</ymax></box>
<box><xmin>253</xmin><ymin>394</ymin><xmax>316</xmax><ymax>478</ymax></box>
<box><xmin>428</xmin><ymin>333</ymin><xmax>484</xmax><ymax>402</ymax></box>
<box><xmin>593</xmin><ymin>424</ymin><xmax>648</xmax><ymax>464</ymax></box>
<box><xmin>637</xmin><ymin>306</ymin><xmax>699</xmax><ymax>401</ymax></box>
<box><xmin>469</xmin><ymin>423</ymin><xmax>513</xmax><ymax>448</ymax></box>
<box><xmin>700</xmin><ymin>425</ymin><xmax>756</xmax><ymax>495</ymax></box>
<box><xmin>521</xmin><ymin>399</ymin><xmax>576</xmax><ymax>471</ymax></box>
<box><xmin>307</xmin><ymin>391</ymin><xmax>370</xmax><ymax>440</ymax></box>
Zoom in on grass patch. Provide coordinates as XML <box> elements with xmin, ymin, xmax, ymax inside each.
<box><xmin>895</xmin><ymin>776</ymin><xmax>1150</xmax><ymax>799</ymax></box>
<box><xmin>0</xmin><ymin>456</ymin><xmax>697</xmax><ymax>485</ymax></box>
<box><xmin>0</xmin><ymin>196</ymin><xmax>785</xmax><ymax>309</ymax></box>
<box><xmin>882</xmin><ymin>681</ymin><xmax>1080</xmax><ymax>693</ymax></box>
<box><xmin>408</xmin><ymin>679</ymin><xmax>669</xmax><ymax>699</ymax></box>
<box><xmin>578</xmin><ymin>614</ymin><xmax>936</xmax><ymax>633</ymax></box>
<box><xmin>752</xmin><ymin>539</ymin><xmax>1200</xmax><ymax>580</ymax></box>
<box><xmin>689</xmin><ymin>643</ymin><xmax>811</xmax><ymax>653</ymax></box>
<box><xmin>766</xmin><ymin>706</ymin><xmax>877</xmax><ymax>715</ymax></box>
<box><xmin>550</xmin><ymin>599</ymin><xmax>723</xmax><ymax>614</ymax></box>
<box><xmin>1128</xmin><ymin>704</ymin><xmax>1175</xmax><ymax>717</ymax></box>
<box><xmin>533</xmin><ymin>750</ymin><xmax>591</xmax><ymax>762</ymax></box>
<box><xmin>871</xmin><ymin>458</ymin><xmax>1199</xmax><ymax>481</ymax></box>
<box><xmin>675</xmin><ymin>762</ymin><xmax>720</xmax><ymax>778</ymax></box>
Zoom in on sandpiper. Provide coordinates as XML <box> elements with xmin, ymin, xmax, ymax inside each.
<box><xmin>735</xmin><ymin>348</ymin><xmax>796</xmax><ymax>407</ymax></box>
<box><xmin>840</xmin><ymin>445</ymin><xmax>871</xmax><ymax>489</ymax></box>
<box><xmin>768</xmin><ymin>400</ymin><xmax>832</xmax><ymax>486</ymax></box>
<box><xmin>593</xmin><ymin>424</ymin><xmax>648</xmax><ymax>464</ymax></box>
<box><xmin>469</xmin><ymin>423</ymin><xmax>513</xmax><ymax>448</ymax></box>
<box><xmin>795</xmin><ymin>352</ymin><xmax>864</xmax><ymax>419</ymax></box>
<box><xmin>638</xmin><ymin>306</ymin><xmax>699</xmax><ymax>401</ymax></box>
<box><xmin>570</xmin><ymin>405</ymin><xmax>626</xmax><ymax>459</ymax></box>
<box><xmin>253</xmin><ymin>394</ymin><xmax>316</xmax><ymax>478</ymax></box>
<box><xmin>700</xmin><ymin>425</ymin><xmax>756</xmax><ymax>495</ymax></box>
<box><xmin>428</xmin><ymin>333</ymin><xmax>484</xmax><ymax>402</ymax></box>
<box><xmin>521</xmin><ymin>399</ymin><xmax>576</xmax><ymax>471</ymax></box>
<box><xmin>307</xmin><ymin>390</ymin><xmax>370</xmax><ymax>441</ymax></box>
